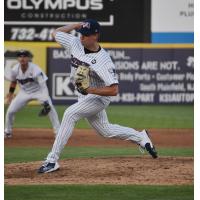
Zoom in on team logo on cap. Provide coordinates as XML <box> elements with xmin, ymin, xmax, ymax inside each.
<box><xmin>82</xmin><ymin>22</ymin><xmax>90</xmax><ymax>29</ymax></box>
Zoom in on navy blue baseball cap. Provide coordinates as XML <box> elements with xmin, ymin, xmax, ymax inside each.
<box><xmin>77</xmin><ymin>19</ymin><xmax>100</xmax><ymax>36</ymax></box>
<box><xmin>16</xmin><ymin>50</ymin><xmax>32</xmax><ymax>57</ymax></box>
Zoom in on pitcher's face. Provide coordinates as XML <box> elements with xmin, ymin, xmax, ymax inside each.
<box><xmin>80</xmin><ymin>33</ymin><xmax>99</xmax><ymax>47</ymax></box>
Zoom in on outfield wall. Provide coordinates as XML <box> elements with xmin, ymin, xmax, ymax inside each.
<box><xmin>4</xmin><ymin>42</ymin><xmax>193</xmax><ymax>105</ymax></box>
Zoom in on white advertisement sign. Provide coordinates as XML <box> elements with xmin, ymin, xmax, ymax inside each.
<box><xmin>152</xmin><ymin>0</ymin><xmax>194</xmax><ymax>32</ymax></box>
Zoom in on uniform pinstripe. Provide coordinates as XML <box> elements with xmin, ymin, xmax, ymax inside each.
<box><xmin>46</xmin><ymin>31</ymin><xmax>149</xmax><ymax>163</ymax></box>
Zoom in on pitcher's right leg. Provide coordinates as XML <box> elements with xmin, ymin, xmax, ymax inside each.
<box><xmin>87</xmin><ymin>110</ymin><xmax>158</xmax><ymax>158</ymax></box>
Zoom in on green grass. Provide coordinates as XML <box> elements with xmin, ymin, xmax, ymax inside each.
<box><xmin>4</xmin><ymin>185</ymin><xmax>194</xmax><ymax>200</ymax></box>
<box><xmin>4</xmin><ymin>146</ymin><xmax>193</xmax><ymax>164</ymax></box>
<box><xmin>4</xmin><ymin>106</ymin><xmax>194</xmax><ymax>200</ymax></box>
<box><xmin>4</xmin><ymin>105</ymin><xmax>193</xmax><ymax>129</ymax></box>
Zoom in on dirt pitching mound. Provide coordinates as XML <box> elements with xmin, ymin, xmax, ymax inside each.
<box><xmin>5</xmin><ymin>156</ymin><xmax>193</xmax><ymax>186</ymax></box>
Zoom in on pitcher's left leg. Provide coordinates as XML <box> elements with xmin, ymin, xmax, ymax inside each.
<box><xmin>38</xmin><ymin>96</ymin><xmax>108</xmax><ymax>173</ymax></box>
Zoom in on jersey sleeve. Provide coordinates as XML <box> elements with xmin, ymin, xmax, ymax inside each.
<box><xmin>96</xmin><ymin>62</ymin><xmax>119</xmax><ymax>86</ymax></box>
<box><xmin>55</xmin><ymin>31</ymin><xmax>76</xmax><ymax>49</ymax></box>
<box><xmin>33</xmin><ymin>65</ymin><xmax>48</xmax><ymax>84</ymax></box>
<box><xmin>9</xmin><ymin>65</ymin><xmax>18</xmax><ymax>82</ymax></box>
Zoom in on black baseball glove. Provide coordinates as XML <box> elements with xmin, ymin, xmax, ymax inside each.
<box><xmin>38</xmin><ymin>101</ymin><xmax>51</xmax><ymax>117</ymax></box>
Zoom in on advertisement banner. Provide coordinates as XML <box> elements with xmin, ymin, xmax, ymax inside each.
<box><xmin>47</xmin><ymin>47</ymin><xmax>78</xmax><ymax>105</ymax></box>
<box><xmin>47</xmin><ymin>46</ymin><xmax>194</xmax><ymax>105</ymax></box>
<box><xmin>152</xmin><ymin>0</ymin><xmax>194</xmax><ymax>32</ymax></box>
<box><xmin>151</xmin><ymin>0</ymin><xmax>194</xmax><ymax>43</ymax></box>
<box><xmin>4</xmin><ymin>0</ymin><xmax>150</xmax><ymax>42</ymax></box>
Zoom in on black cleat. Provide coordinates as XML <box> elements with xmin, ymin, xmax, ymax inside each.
<box><xmin>4</xmin><ymin>132</ymin><xmax>12</xmax><ymax>139</ymax></box>
<box><xmin>38</xmin><ymin>162</ymin><xmax>60</xmax><ymax>174</ymax></box>
<box><xmin>145</xmin><ymin>143</ymin><xmax>158</xmax><ymax>159</ymax></box>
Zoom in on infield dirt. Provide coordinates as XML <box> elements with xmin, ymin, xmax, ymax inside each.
<box><xmin>5</xmin><ymin>128</ymin><xmax>193</xmax><ymax>186</ymax></box>
<box><xmin>5</xmin><ymin>128</ymin><xmax>193</xmax><ymax>147</ymax></box>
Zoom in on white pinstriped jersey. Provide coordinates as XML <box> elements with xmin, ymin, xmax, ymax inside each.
<box><xmin>10</xmin><ymin>62</ymin><xmax>48</xmax><ymax>94</ymax></box>
<box><xmin>45</xmin><ymin>31</ymin><xmax>149</xmax><ymax>165</ymax></box>
<box><xmin>55</xmin><ymin>31</ymin><xmax>118</xmax><ymax>99</ymax></box>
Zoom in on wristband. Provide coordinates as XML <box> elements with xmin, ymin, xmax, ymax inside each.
<box><xmin>9</xmin><ymin>87</ymin><xmax>15</xmax><ymax>93</ymax></box>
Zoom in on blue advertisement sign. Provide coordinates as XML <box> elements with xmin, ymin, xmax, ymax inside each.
<box><xmin>47</xmin><ymin>47</ymin><xmax>193</xmax><ymax>104</ymax></box>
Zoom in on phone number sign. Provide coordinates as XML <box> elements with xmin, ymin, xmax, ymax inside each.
<box><xmin>5</xmin><ymin>0</ymin><xmax>150</xmax><ymax>42</ymax></box>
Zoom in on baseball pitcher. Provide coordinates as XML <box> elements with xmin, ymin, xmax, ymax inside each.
<box><xmin>38</xmin><ymin>19</ymin><xmax>158</xmax><ymax>173</ymax></box>
<box><xmin>4</xmin><ymin>50</ymin><xmax>60</xmax><ymax>138</ymax></box>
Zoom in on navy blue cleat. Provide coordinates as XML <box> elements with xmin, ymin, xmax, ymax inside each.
<box><xmin>139</xmin><ymin>130</ymin><xmax>158</xmax><ymax>159</ymax></box>
<box><xmin>145</xmin><ymin>143</ymin><xmax>158</xmax><ymax>159</ymax></box>
<box><xmin>38</xmin><ymin>162</ymin><xmax>60</xmax><ymax>173</ymax></box>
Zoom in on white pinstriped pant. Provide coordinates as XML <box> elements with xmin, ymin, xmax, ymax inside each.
<box><xmin>46</xmin><ymin>95</ymin><xmax>145</xmax><ymax>163</ymax></box>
